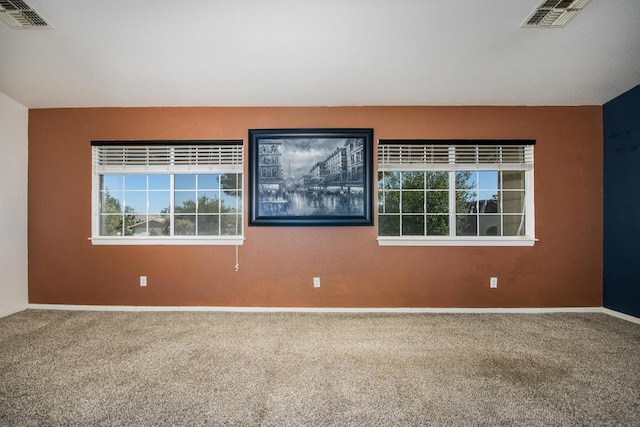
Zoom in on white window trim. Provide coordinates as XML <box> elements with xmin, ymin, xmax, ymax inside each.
<box><xmin>377</xmin><ymin>141</ymin><xmax>536</xmax><ymax>247</ymax></box>
<box><xmin>377</xmin><ymin>236</ymin><xmax>537</xmax><ymax>247</ymax></box>
<box><xmin>89</xmin><ymin>236</ymin><xmax>245</xmax><ymax>246</ymax></box>
<box><xmin>91</xmin><ymin>141</ymin><xmax>244</xmax><ymax>246</ymax></box>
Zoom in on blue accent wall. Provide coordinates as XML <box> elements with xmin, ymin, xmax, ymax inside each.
<box><xmin>603</xmin><ymin>85</ymin><xmax>640</xmax><ymax>317</ymax></box>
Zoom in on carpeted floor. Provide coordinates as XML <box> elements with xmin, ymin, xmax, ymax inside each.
<box><xmin>1</xmin><ymin>310</ymin><xmax>639</xmax><ymax>426</ymax></box>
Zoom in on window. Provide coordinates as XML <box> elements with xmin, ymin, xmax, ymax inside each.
<box><xmin>377</xmin><ymin>140</ymin><xmax>535</xmax><ymax>246</ymax></box>
<box><xmin>91</xmin><ymin>141</ymin><xmax>244</xmax><ymax>245</ymax></box>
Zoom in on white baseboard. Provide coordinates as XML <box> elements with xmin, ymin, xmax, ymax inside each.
<box><xmin>0</xmin><ymin>305</ymin><xmax>28</xmax><ymax>319</ymax></box>
<box><xmin>602</xmin><ymin>308</ymin><xmax>640</xmax><ymax>325</ymax></box>
<box><xmin>16</xmin><ymin>305</ymin><xmax>640</xmax><ymax>325</ymax></box>
<box><xmin>27</xmin><ymin>303</ymin><xmax>603</xmax><ymax>315</ymax></box>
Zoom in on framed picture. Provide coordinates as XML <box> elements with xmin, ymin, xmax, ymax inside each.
<box><xmin>248</xmin><ymin>128</ymin><xmax>374</xmax><ymax>226</ymax></box>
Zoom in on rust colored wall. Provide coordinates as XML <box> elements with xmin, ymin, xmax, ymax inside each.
<box><xmin>28</xmin><ymin>106</ymin><xmax>603</xmax><ymax>308</ymax></box>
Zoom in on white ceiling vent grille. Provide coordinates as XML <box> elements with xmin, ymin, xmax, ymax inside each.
<box><xmin>522</xmin><ymin>0</ymin><xmax>591</xmax><ymax>28</ymax></box>
<box><xmin>0</xmin><ymin>0</ymin><xmax>51</xmax><ymax>29</ymax></box>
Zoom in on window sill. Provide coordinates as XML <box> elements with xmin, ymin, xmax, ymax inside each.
<box><xmin>90</xmin><ymin>236</ymin><xmax>245</xmax><ymax>246</ymax></box>
<box><xmin>377</xmin><ymin>236</ymin><xmax>537</xmax><ymax>247</ymax></box>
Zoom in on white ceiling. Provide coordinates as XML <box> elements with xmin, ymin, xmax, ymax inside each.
<box><xmin>1</xmin><ymin>0</ymin><xmax>639</xmax><ymax>109</ymax></box>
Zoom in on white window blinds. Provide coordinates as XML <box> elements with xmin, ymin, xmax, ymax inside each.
<box><xmin>378</xmin><ymin>140</ymin><xmax>534</xmax><ymax>171</ymax></box>
<box><xmin>92</xmin><ymin>141</ymin><xmax>244</xmax><ymax>173</ymax></box>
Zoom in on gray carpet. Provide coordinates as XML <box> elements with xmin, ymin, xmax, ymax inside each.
<box><xmin>1</xmin><ymin>310</ymin><xmax>639</xmax><ymax>426</ymax></box>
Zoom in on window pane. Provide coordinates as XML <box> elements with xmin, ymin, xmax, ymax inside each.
<box><xmin>379</xmin><ymin>215</ymin><xmax>400</xmax><ymax>236</ymax></box>
<box><xmin>174</xmin><ymin>215</ymin><xmax>196</xmax><ymax>235</ymax></box>
<box><xmin>129</xmin><ymin>217</ymin><xmax>149</xmax><ymax>236</ymax></box>
<box><xmin>220</xmin><ymin>174</ymin><xmax>240</xmax><ymax>190</ymax></box>
<box><xmin>502</xmin><ymin>191</ymin><xmax>525</xmax><ymax>214</ymax></box>
<box><xmin>124</xmin><ymin>191</ymin><xmax>147</xmax><ymax>213</ymax></box>
<box><xmin>456</xmin><ymin>171</ymin><xmax>476</xmax><ymax>190</ymax></box>
<box><xmin>101</xmin><ymin>191</ymin><xmax>123</xmax><ymax>214</ymax></box>
<box><xmin>427</xmin><ymin>215</ymin><xmax>449</xmax><ymax>236</ymax></box>
<box><xmin>150</xmin><ymin>217</ymin><xmax>170</xmax><ymax>236</ymax></box>
<box><xmin>426</xmin><ymin>191</ymin><xmax>448</xmax><ymax>214</ymax></box>
<box><xmin>175</xmin><ymin>174</ymin><xmax>196</xmax><ymax>190</ymax></box>
<box><xmin>124</xmin><ymin>174</ymin><xmax>146</xmax><ymax>190</ymax></box>
<box><xmin>456</xmin><ymin>214</ymin><xmax>477</xmax><ymax>236</ymax></box>
<box><xmin>198</xmin><ymin>192</ymin><xmax>219</xmax><ymax>213</ymax></box>
<box><xmin>503</xmin><ymin>171</ymin><xmax>525</xmax><ymax>190</ymax></box>
<box><xmin>198</xmin><ymin>215</ymin><xmax>219</xmax><ymax>236</ymax></box>
<box><xmin>175</xmin><ymin>191</ymin><xmax>196</xmax><ymax>213</ymax></box>
<box><xmin>126</xmin><ymin>215</ymin><xmax>146</xmax><ymax>236</ymax></box>
<box><xmin>402</xmin><ymin>215</ymin><xmax>425</xmax><ymax>236</ymax></box>
<box><xmin>221</xmin><ymin>191</ymin><xmax>241</xmax><ymax>212</ymax></box>
<box><xmin>478</xmin><ymin>171</ymin><xmax>498</xmax><ymax>190</ymax></box>
<box><xmin>377</xmin><ymin>172</ymin><xmax>385</xmax><ymax>190</ymax></box>
<box><xmin>148</xmin><ymin>174</ymin><xmax>169</xmax><ymax>190</ymax></box>
<box><xmin>479</xmin><ymin>215</ymin><xmax>500</xmax><ymax>236</ymax></box>
<box><xmin>199</xmin><ymin>174</ymin><xmax>219</xmax><ymax>190</ymax></box>
<box><xmin>401</xmin><ymin>191</ymin><xmax>424</xmax><ymax>213</ymax></box>
<box><xmin>102</xmin><ymin>174</ymin><xmax>123</xmax><ymax>191</ymax></box>
<box><xmin>148</xmin><ymin>191</ymin><xmax>170</xmax><ymax>214</ymax></box>
<box><xmin>426</xmin><ymin>172</ymin><xmax>448</xmax><ymax>190</ymax></box>
<box><xmin>401</xmin><ymin>172</ymin><xmax>424</xmax><ymax>190</ymax></box>
<box><xmin>478</xmin><ymin>193</ymin><xmax>498</xmax><ymax>213</ymax></box>
<box><xmin>100</xmin><ymin>214</ymin><xmax>123</xmax><ymax>236</ymax></box>
<box><xmin>380</xmin><ymin>171</ymin><xmax>400</xmax><ymax>190</ymax></box>
<box><xmin>504</xmin><ymin>214</ymin><xmax>525</xmax><ymax>236</ymax></box>
<box><xmin>221</xmin><ymin>214</ymin><xmax>242</xmax><ymax>236</ymax></box>
<box><xmin>456</xmin><ymin>190</ymin><xmax>477</xmax><ymax>214</ymax></box>
<box><xmin>382</xmin><ymin>191</ymin><xmax>400</xmax><ymax>213</ymax></box>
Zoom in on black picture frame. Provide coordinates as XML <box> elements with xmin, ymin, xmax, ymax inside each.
<box><xmin>249</xmin><ymin>128</ymin><xmax>374</xmax><ymax>226</ymax></box>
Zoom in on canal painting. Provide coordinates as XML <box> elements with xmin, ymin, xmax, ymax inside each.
<box><xmin>249</xmin><ymin>129</ymin><xmax>373</xmax><ymax>226</ymax></box>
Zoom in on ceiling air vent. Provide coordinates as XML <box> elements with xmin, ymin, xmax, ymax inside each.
<box><xmin>522</xmin><ymin>0</ymin><xmax>591</xmax><ymax>28</ymax></box>
<box><xmin>0</xmin><ymin>0</ymin><xmax>51</xmax><ymax>29</ymax></box>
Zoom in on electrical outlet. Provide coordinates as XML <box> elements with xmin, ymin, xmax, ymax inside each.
<box><xmin>140</xmin><ymin>276</ymin><xmax>147</xmax><ymax>287</ymax></box>
<box><xmin>313</xmin><ymin>277</ymin><xmax>320</xmax><ymax>288</ymax></box>
<box><xmin>490</xmin><ymin>277</ymin><xmax>498</xmax><ymax>289</ymax></box>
